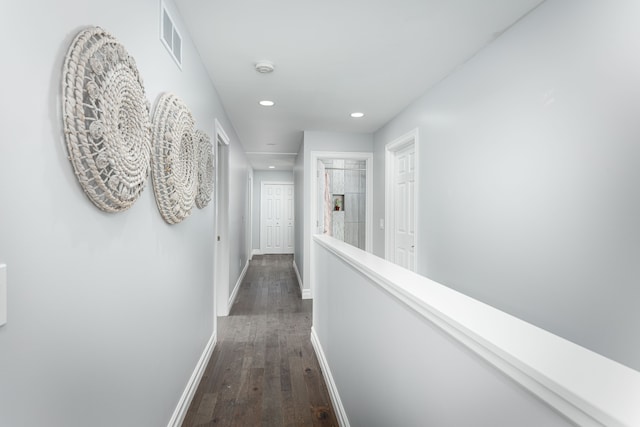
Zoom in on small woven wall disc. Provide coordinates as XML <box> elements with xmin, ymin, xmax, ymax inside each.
<box><xmin>194</xmin><ymin>130</ymin><xmax>214</xmax><ymax>209</ymax></box>
<box><xmin>151</xmin><ymin>93</ymin><xmax>198</xmax><ymax>224</ymax></box>
<box><xmin>62</xmin><ymin>26</ymin><xmax>152</xmax><ymax>212</ymax></box>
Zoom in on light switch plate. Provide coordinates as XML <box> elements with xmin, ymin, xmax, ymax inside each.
<box><xmin>0</xmin><ymin>264</ymin><xmax>6</xmax><ymax>327</ymax></box>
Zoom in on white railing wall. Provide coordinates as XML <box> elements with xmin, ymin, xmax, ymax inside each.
<box><xmin>311</xmin><ymin>235</ymin><xmax>640</xmax><ymax>427</ymax></box>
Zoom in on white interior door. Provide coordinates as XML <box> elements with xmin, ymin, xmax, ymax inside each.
<box><xmin>393</xmin><ymin>144</ymin><xmax>416</xmax><ymax>271</ymax></box>
<box><xmin>385</xmin><ymin>129</ymin><xmax>418</xmax><ymax>272</ymax></box>
<box><xmin>261</xmin><ymin>183</ymin><xmax>294</xmax><ymax>254</ymax></box>
<box><xmin>263</xmin><ymin>184</ymin><xmax>283</xmax><ymax>253</ymax></box>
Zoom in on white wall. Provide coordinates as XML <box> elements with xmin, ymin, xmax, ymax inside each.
<box><xmin>294</xmin><ymin>144</ymin><xmax>305</xmax><ymax>283</ymax></box>
<box><xmin>252</xmin><ymin>170</ymin><xmax>294</xmax><ymax>251</ymax></box>
<box><xmin>0</xmin><ymin>1</ymin><xmax>250</xmax><ymax>426</ymax></box>
<box><xmin>300</xmin><ymin>131</ymin><xmax>373</xmax><ymax>297</ymax></box>
<box><xmin>228</xmin><ymin>147</ymin><xmax>252</xmax><ymax>298</ymax></box>
<box><xmin>313</xmin><ymin>239</ymin><xmax>575</xmax><ymax>427</ymax></box>
<box><xmin>373</xmin><ymin>0</ymin><xmax>640</xmax><ymax>371</ymax></box>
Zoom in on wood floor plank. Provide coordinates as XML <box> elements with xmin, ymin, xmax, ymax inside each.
<box><xmin>182</xmin><ymin>254</ymin><xmax>339</xmax><ymax>427</ymax></box>
<box><xmin>289</xmin><ymin>353</ymin><xmax>314</xmax><ymax>427</ymax></box>
<box><xmin>262</xmin><ymin>331</ymin><xmax>284</xmax><ymax>427</ymax></box>
<box><xmin>279</xmin><ymin>334</ymin><xmax>296</xmax><ymax>427</ymax></box>
<box><xmin>229</xmin><ymin>367</ymin><xmax>264</xmax><ymax>427</ymax></box>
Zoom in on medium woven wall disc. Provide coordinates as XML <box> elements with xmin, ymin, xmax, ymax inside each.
<box><xmin>151</xmin><ymin>93</ymin><xmax>197</xmax><ymax>224</ymax></box>
<box><xmin>62</xmin><ymin>26</ymin><xmax>152</xmax><ymax>212</ymax></box>
<box><xmin>194</xmin><ymin>130</ymin><xmax>214</xmax><ymax>209</ymax></box>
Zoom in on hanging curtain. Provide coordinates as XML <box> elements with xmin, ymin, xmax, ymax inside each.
<box><xmin>324</xmin><ymin>171</ymin><xmax>332</xmax><ymax>235</ymax></box>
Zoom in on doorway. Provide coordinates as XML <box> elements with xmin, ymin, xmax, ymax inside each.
<box><xmin>318</xmin><ymin>159</ymin><xmax>367</xmax><ymax>250</ymax></box>
<box><xmin>246</xmin><ymin>173</ymin><xmax>253</xmax><ymax>262</ymax></box>
<box><xmin>385</xmin><ymin>129</ymin><xmax>418</xmax><ymax>272</ymax></box>
<box><xmin>214</xmin><ymin>119</ymin><xmax>230</xmax><ymax>317</ymax></box>
<box><xmin>307</xmin><ymin>151</ymin><xmax>373</xmax><ymax>298</ymax></box>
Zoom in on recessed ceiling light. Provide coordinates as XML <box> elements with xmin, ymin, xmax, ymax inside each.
<box><xmin>260</xmin><ymin>100</ymin><xmax>275</xmax><ymax>107</ymax></box>
<box><xmin>268</xmin><ymin>165</ymin><xmax>276</xmax><ymax>169</ymax></box>
<box><xmin>350</xmin><ymin>112</ymin><xmax>364</xmax><ymax>118</ymax></box>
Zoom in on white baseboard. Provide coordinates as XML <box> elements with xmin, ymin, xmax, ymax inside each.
<box><xmin>293</xmin><ymin>259</ymin><xmax>311</xmax><ymax>299</ymax></box>
<box><xmin>228</xmin><ymin>259</ymin><xmax>250</xmax><ymax>312</ymax></box>
<box><xmin>167</xmin><ymin>331</ymin><xmax>217</xmax><ymax>427</ymax></box>
<box><xmin>252</xmin><ymin>249</ymin><xmax>263</xmax><ymax>256</ymax></box>
<box><xmin>293</xmin><ymin>259</ymin><xmax>303</xmax><ymax>288</ymax></box>
<box><xmin>310</xmin><ymin>327</ymin><xmax>349</xmax><ymax>427</ymax></box>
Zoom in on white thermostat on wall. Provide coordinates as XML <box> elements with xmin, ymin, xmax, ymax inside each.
<box><xmin>0</xmin><ymin>264</ymin><xmax>6</xmax><ymax>327</ymax></box>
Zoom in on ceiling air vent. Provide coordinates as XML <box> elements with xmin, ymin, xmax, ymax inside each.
<box><xmin>160</xmin><ymin>2</ymin><xmax>182</xmax><ymax>69</ymax></box>
<box><xmin>255</xmin><ymin>61</ymin><xmax>275</xmax><ymax>74</ymax></box>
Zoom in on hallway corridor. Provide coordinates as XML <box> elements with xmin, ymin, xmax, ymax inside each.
<box><xmin>182</xmin><ymin>255</ymin><xmax>339</xmax><ymax>427</ymax></box>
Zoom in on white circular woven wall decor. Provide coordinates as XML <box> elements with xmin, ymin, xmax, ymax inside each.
<box><xmin>151</xmin><ymin>93</ymin><xmax>198</xmax><ymax>224</ymax></box>
<box><xmin>194</xmin><ymin>130</ymin><xmax>214</xmax><ymax>209</ymax></box>
<box><xmin>62</xmin><ymin>26</ymin><xmax>152</xmax><ymax>212</ymax></box>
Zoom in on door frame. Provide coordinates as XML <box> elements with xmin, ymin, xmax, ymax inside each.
<box><xmin>214</xmin><ymin>119</ymin><xmax>230</xmax><ymax>317</ymax></box>
<box><xmin>260</xmin><ymin>181</ymin><xmax>294</xmax><ymax>254</ymax></box>
<box><xmin>316</xmin><ymin>160</ymin><xmax>326</xmax><ymax>235</ymax></box>
<box><xmin>308</xmin><ymin>151</ymin><xmax>373</xmax><ymax>299</ymax></box>
<box><xmin>385</xmin><ymin>128</ymin><xmax>419</xmax><ymax>270</ymax></box>
<box><xmin>246</xmin><ymin>172</ymin><xmax>253</xmax><ymax>262</ymax></box>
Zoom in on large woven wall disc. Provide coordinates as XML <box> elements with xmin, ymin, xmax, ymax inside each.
<box><xmin>151</xmin><ymin>93</ymin><xmax>198</xmax><ymax>224</ymax></box>
<box><xmin>62</xmin><ymin>27</ymin><xmax>152</xmax><ymax>212</ymax></box>
<box><xmin>194</xmin><ymin>130</ymin><xmax>214</xmax><ymax>209</ymax></box>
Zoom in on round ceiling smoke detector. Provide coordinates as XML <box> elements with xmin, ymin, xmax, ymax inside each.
<box><xmin>255</xmin><ymin>61</ymin><xmax>275</xmax><ymax>74</ymax></box>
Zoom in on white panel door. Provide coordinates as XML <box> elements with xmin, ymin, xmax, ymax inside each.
<box><xmin>264</xmin><ymin>184</ymin><xmax>283</xmax><ymax>253</ymax></box>
<box><xmin>261</xmin><ymin>183</ymin><xmax>294</xmax><ymax>254</ymax></box>
<box><xmin>393</xmin><ymin>144</ymin><xmax>416</xmax><ymax>271</ymax></box>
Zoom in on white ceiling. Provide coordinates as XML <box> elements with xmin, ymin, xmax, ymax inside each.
<box><xmin>175</xmin><ymin>0</ymin><xmax>544</xmax><ymax>170</ymax></box>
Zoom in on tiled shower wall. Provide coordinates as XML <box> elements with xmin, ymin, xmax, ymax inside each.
<box><xmin>324</xmin><ymin>159</ymin><xmax>366</xmax><ymax>250</ymax></box>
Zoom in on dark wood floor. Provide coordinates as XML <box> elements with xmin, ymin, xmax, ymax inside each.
<box><xmin>182</xmin><ymin>255</ymin><xmax>339</xmax><ymax>427</ymax></box>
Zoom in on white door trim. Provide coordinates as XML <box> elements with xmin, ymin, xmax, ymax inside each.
<box><xmin>214</xmin><ymin>119</ymin><xmax>230</xmax><ymax>317</ymax></box>
<box><xmin>308</xmin><ymin>151</ymin><xmax>373</xmax><ymax>299</ymax></box>
<box><xmin>283</xmin><ymin>183</ymin><xmax>295</xmax><ymax>255</ymax></box>
<box><xmin>385</xmin><ymin>128</ymin><xmax>419</xmax><ymax>270</ymax></box>
<box><xmin>260</xmin><ymin>181</ymin><xmax>294</xmax><ymax>254</ymax></box>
